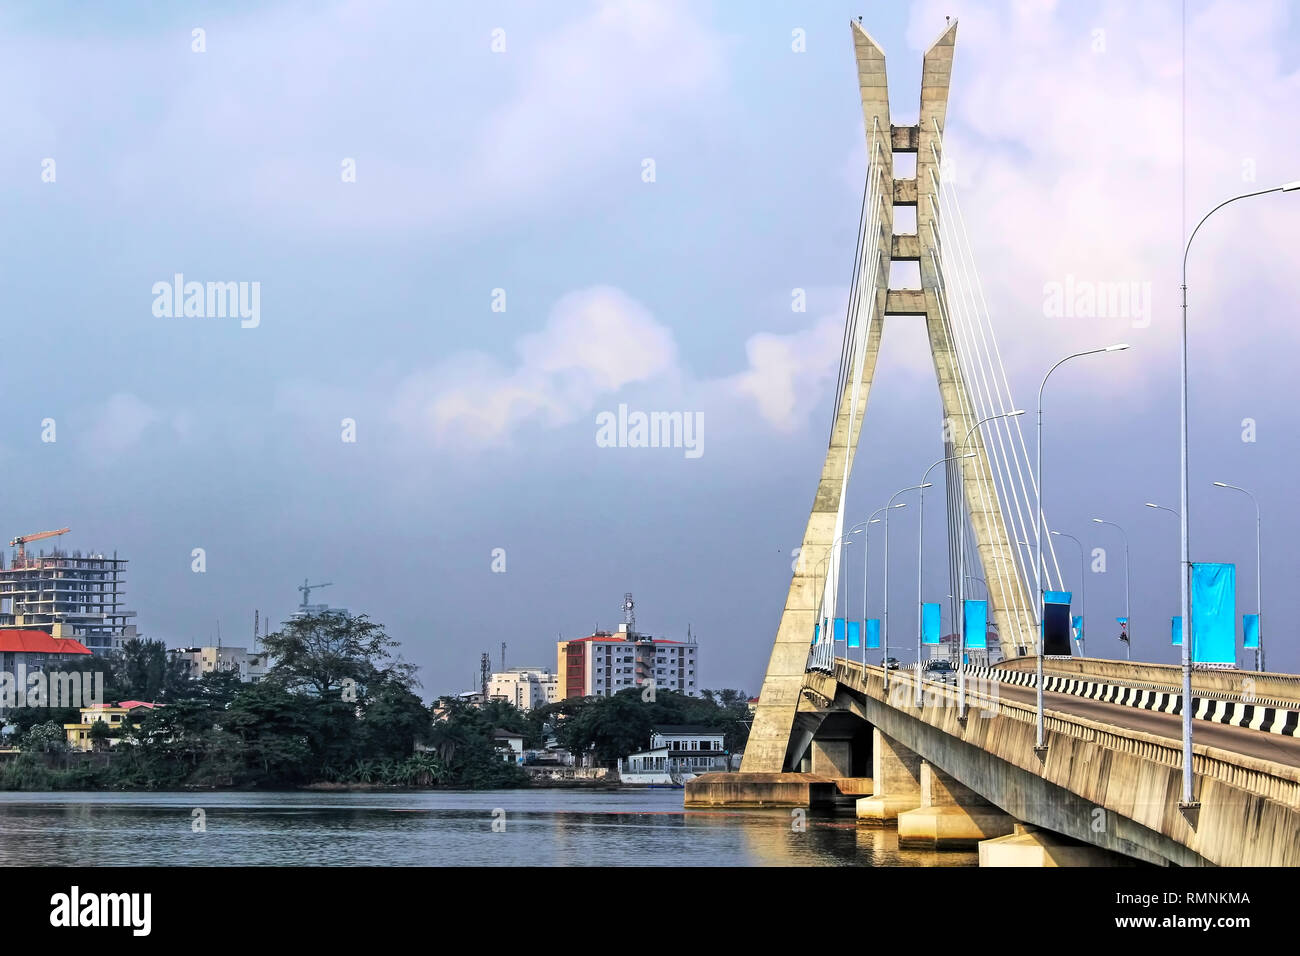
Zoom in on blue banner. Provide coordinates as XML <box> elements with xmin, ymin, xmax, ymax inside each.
<box><xmin>833</xmin><ymin>617</ymin><xmax>846</xmax><ymax>642</ymax></box>
<box><xmin>922</xmin><ymin>602</ymin><xmax>941</xmax><ymax>645</ymax></box>
<box><xmin>964</xmin><ymin>600</ymin><xmax>987</xmax><ymax>649</ymax></box>
<box><xmin>1192</xmin><ymin>562</ymin><xmax>1235</xmax><ymax>665</ymax></box>
<box><xmin>1171</xmin><ymin>616</ymin><xmax>1181</xmax><ymax>646</ymax></box>
<box><xmin>866</xmin><ymin>618</ymin><xmax>881</xmax><ymax>649</ymax></box>
<box><xmin>847</xmin><ymin>620</ymin><xmax>861</xmax><ymax>648</ymax></box>
<box><xmin>1072</xmin><ymin>615</ymin><xmax>1083</xmax><ymax>641</ymax></box>
<box><xmin>1243</xmin><ymin>614</ymin><xmax>1260</xmax><ymax>650</ymax></box>
<box><xmin>1045</xmin><ymin>590</ymin><xmax>1072</xmax><ymax>605</ymax></box>
<box><xmin>813</xmin><ymin>622</ymin><xmax>819</xmax><ymax>644</ymax></box>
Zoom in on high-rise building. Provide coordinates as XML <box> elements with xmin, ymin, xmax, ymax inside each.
<box><xmin>0</xmin><ymin>548</ymin><xmax>138</xmax><ymax>655</ymax></box>
<box><xmin>557</xmin><ymin>622</ymin><xmax>699</xmax><ymax>699</ymax></box>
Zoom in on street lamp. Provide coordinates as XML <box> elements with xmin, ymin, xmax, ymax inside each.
<box><xmin>1036</xmin><ymin>344</ymin><xmax>1129</xmax><ymax>751</ymax></box>
<box><xmin>917</xmin><ymin>453</ymin><xmax>975</xmax><ymax>704</ymax></box>
<box><xmin>1213</xmin><ymin>481</ymin><xmax>1263</xmax><ymax>671</ymax></box>
<box><xmin>1092</xmin><ymin>517</ymin><xmax>1131</xmax><ymax>660</ymax></box>
<box><xmin>1179</xmin><ymin>182</ymin><xmax>1297</xmax><ymax>807</ymax></box>
<box><xmin>955</xmin><ymin>408</ymin><xmax>1025</xmax><ymax>717</ymax></box>
<box><xmin>813</xmin><ymin>532</ymin><xmax>860</xmax><ymax>659</ymax></box>
<box><xmin>861</xmin><ymin>506</ymin><xmax>903</xmax><ymax>666</ymax></box>
<box><xmin>1050</xmin><ymin>530</ymin><xmax>1085</xmax><ymax>657</ymax></box>
<box><xmin>884</xmin><ymin>482</ymin><xmax>930</xmax><ymax>693</ymax></box>
<box><xmin>1145</xmin><ymin>501</ymin><xmax>1180</xmax><ymax>519</ymax></box>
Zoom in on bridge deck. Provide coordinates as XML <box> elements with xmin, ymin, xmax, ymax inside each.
<box><xmin>995</xmin><ymin>682</ymin><xmax>1300</xmax><ymax>768</ymax></box>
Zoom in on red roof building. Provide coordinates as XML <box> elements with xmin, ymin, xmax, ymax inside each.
<box><xmin>0</xmin><ymin>629</ymin><xmax>92</xmax><ymax>656</ymax></box>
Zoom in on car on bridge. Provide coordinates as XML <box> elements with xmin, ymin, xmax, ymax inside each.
<box><xmin>884</xmin><ymin>657</ymin><xmax>901</xmax><ymax>670</ymax></box>
<box><xmin>924</xmin><ymin>660</ymin><xmax>957</xmax><ymax>684</ymax></box>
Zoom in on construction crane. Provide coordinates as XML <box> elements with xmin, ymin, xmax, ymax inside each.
<box><xmin>298</xmin><ymin>578</ymin><xmax>333</xmax><ymax>608</ymax></box>
<box><xmin>10</xmin><ymin>527</ymin><xmax>70</xmax><ymax>561</ymax></box>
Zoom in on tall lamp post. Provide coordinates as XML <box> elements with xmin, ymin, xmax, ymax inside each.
<box><xmin>1050</xmin><ymin>530</ymin><xmax>1086</xmax><ymax>657</ymax></box>
<box><xmin>1213</xmin><ymin>481</ymin><xmax>1263</xmax><ymax>671</ymax></box>
<box><xmin>1179</xmin><ymin>181</ymin><xmax>1297</xmax><ymax>807</ymax></box>
<box><xmin>954</xmin><ymin>408</ymin><xmax>1025</xmax><ymax>717</ymax></box>
<box><xmin>1145</xmin><ymin>501</ymin><xmax>1180</xmax><ymax>519</ymax></box>
<box><xmin>1036</xmin><ymin>344</ymin><xmax>1129</xmax><ymax>751</ymax></box>
<box><xmin>917</xmin><ymin>453</ymin><xmax>975</xmax><ymax>704</ymax></box>
<box><xmin>813</xmin><ymin>532</ymin><xmax>860</xmax><ymax>665</ymax></box>
<box><xmin>861</xmin><ymin>505</ymin><xmax>903</xmax><ymax>667</ymax></box>
<box><xmin>1092</xmin><ymin>517</ymin><xmax>1131</xmax><ymax>660</ymax></box>
<box><xmin>884</xmin><ymin>482</ymin><xmax>929</xmax><ymax>693</ymax></box>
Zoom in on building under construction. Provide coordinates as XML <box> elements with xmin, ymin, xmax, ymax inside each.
<box><xmin>0</xmin><ymin>530</ymin><xmax>138</xmax><ymax>655</ymax></box>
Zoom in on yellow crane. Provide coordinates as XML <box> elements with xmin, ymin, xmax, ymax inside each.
<box><xmin>10</xmin><ymin>527</ymin><xmax>71</xmax><ymax>561</ymax></box>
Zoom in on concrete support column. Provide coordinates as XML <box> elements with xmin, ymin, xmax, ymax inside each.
<box><xmin>810</xmin><ymin>738</ymin><xmax>854</xmax><ymax>778</ymax></box>
<box><xmin>856</xmin><ymin>729</ymin><xmax>921</xmax><ymax>825</ymax></box>
<box><xmin>897</xmin><ymin>761</ymin><xmax>1015</xmax><ymax>848</ymax></box>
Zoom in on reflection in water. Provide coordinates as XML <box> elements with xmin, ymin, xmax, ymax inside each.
<box><xmin>0</xmin><ymin>791</ymin><xmax>975</xmax><ymax>867</ymax></box>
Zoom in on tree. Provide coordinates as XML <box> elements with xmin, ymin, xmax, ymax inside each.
<box><xmin>362</xmin><ymin>681</ymin><xmax>433</xmax><ymax>761</ymax></box>
<box><xmin>262</xmin><ymin>611</ymin><xmax>416</xmax><ymax>697</ymax></box>
<box><xmin>19</xmin><ymin>720</ymin><xmax>68</xmax><ymax>753</ymax></box>
<box><xmin>88</xmin><ymin>718</ymin><xmax>113</xmax><ymax>752</ymax></box>
<box><xmin>114</xmin><ymin>639</ymin><xmax>187</xmax><ymax>702</ymax></box>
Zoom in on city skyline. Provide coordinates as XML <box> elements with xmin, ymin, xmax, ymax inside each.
<box><xmin>2</xmin><ymin>1</ymin><xmax>1298</xmax><ymax>695</ymax></box>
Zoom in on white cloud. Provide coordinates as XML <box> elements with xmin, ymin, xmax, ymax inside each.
<box><xmin>393</xmin><ymin>285</ymin><xmax>678</xmax><ymax>445</ymax></box>
<box><xmin>726</xmin><ymin>313</ymin><xmax>844</xmax><ymax>431</ymax></box>
<box><xmin>84</xmin><ymin>393</ymin><xmax>163</xmax><ymax>457</ymax></box>
<box><xmin>0</xmin><ymin>0</ymin><xmax>726</xmax><ymax>235</ymax></box>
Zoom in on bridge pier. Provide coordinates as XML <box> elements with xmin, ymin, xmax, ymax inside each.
<box><xmin>856</xmin><ymin>729</ymin><xmax>921</xmax><ymax>825</ymax></box>
<box><xmin>897</xmin><ymin>761</ymin><xmax>1015</xmax><ymax>848</ymax></box>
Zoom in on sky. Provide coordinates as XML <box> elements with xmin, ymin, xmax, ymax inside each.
<box><xmin>2</xmin><ymin>0</ymin><xmax>1298</xmax><ymax>696</ymax></box>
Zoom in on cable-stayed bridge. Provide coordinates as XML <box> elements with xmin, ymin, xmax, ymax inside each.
<box><xmin>685</xmin><ymin>19</ymin><xmax>1300</xmax><ymax>867</ymax></box>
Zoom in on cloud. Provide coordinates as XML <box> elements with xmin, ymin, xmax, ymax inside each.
<box><xmin>392</xmin><ymin>285</ymin><xmax>678</xmax><ymax>445</ymax></box>
<box><xmin>0</xmin><ymin>0</ymin><xmax>726</xmax><ymax>236</ymax></box>
<box><xmin>726</xmin><ymin>313</ymin><xmax>844</xmax><ymax>431</ymax></box>
<box><xmin>83</xmin><ymin>392</ymin><xmax>163</xmax><ymax>457</ymax></box>
<box><xmin>896</xmin><ymin>0</ymin><xmax>1300</xmax><ymax>388</ymax></box>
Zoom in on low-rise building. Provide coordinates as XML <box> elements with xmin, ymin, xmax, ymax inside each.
<box><xmin>620</xmin><ymin>725</ymin><xmax>729</xmax><ymax>782</ymax></box>
<box><xmin>488</xmin><ymin>667</ymin><xmax>558</xmax><ymax>711</ymax></box>
<box><xmin>492</xmin><ymin>729</ymin><xmax>525</xmax><ymax>765</ymax></box>
<box><xmin>170</xmin><ymin>645</ymin><xmax>270</xmax><ymax>683</ymax></box>
<box><xmin>63</xmin><ymin>701</ymin><xmax>157</xmax><ymax>751</ymax></box>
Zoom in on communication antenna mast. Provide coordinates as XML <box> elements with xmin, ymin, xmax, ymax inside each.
<box><xmin>500</xmin><ymin>642</ymin><xmax>507</xmax><ymax>671</ymax></box>
<box><xmin>623</xmin><ymin>592</ymin><xmax>636</xmax><ymax>638</ymax></box>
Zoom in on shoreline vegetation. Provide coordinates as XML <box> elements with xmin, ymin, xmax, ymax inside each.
<box><xmin>0</xmin><ymin>611</ymin><xmax>749</xmax><ymax>793</ymax></box>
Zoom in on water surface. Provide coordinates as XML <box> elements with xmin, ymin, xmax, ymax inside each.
<box><xmin>0</xmin><ymin>790</ymin><xmax>977</xmax><ymax>866</ymax></box>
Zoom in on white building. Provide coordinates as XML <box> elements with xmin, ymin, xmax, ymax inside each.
<box><xmin>493</xmin><ymin>729</ymin><xmax>525</xmax><ymax>764</ymax></box>
<box><xmin>488</xmin><ymin>667</ymin><xmax>559</xmax><ymax>711</ymax></box>
<box><xmin>171</xmin><ymin>645</ymin><xmax>270</xmax><ymax>683</ymax></box>
<box><xmin>620</xmin><ymin>725</ymin><xmax>729</xmax><ymax>783</ymax></box>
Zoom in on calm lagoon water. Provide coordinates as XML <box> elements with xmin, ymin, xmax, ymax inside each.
<box><xmin>0</xmin><ymin>789</ymin><xmax>977</xmax><ymax>866</ymax></box>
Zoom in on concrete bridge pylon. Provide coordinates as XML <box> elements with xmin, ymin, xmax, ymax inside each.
<box><xmin>741</xmin><ymin>19</ymin><xmax>1037</xmax><ymax>774</ymax></box>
